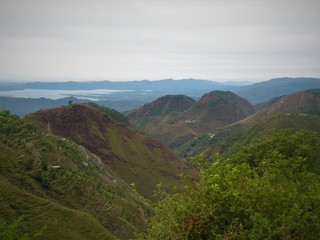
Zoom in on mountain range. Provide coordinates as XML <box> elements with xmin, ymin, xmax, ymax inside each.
<box><xmin>1</xmin><ymin>78</ymin><xmax>320</xmax><ymax>239</ymax></box>
<box><xmin>233</xmin><ymin>77</ymin><xmax>320</xmax><ymax>104</ymax></box>
<box><xmin>1</xmin><ymin>77</ymin><xmax>320</xmax><ymax>116</ymax></box>
<box><xmin>0</xmin><ymin>96</ymin><xmax>87</xmax><ymax>116</ymax></box>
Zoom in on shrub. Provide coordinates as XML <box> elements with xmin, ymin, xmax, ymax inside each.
<box><xmin>143</xmin><ymin>130</ymin><xmax>320</xmax><ymax>239</ymax></box>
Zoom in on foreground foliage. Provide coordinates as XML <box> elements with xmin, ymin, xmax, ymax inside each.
<box><xmin>143</xmin><ymin>130</ymin><xmax>320</xmax><ymax>239</ymax></box>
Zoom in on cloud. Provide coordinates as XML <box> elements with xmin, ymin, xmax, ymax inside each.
<box><xmin>0</xmin><ymin>0</ymin><xmax>319</xmax><ymax>82</ymax></box>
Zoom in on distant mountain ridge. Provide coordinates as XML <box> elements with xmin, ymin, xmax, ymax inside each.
<box><xmin>233</xmin><ymin>77</ymin><xmax>320</xmax><ymax>104</ymax></box>
<box><xmin>0</xmin><ymin>78</ymin><xmax>247</xmax><ymax>91</ymax></box>
<box><xmin>0</xmin><ymin>96</ymin><xmax>87</xmax><ymax>116</ymax></box>
<box><xmin>1</xmin><ymin>77</ymin><xmax>320</xmax><ymax>115</ymax></box>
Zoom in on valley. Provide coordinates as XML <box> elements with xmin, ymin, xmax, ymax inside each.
<box><xmin>1</xmin><ymin>78</ymin><xmax>320</xmax><ymax>239</ymax></box>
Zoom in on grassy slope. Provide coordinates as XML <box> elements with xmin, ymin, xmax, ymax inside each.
<box><xmin>239</xmin><ymin>88</ymin><xmax>320</xmax><ymax>127</ymax></box>
<box><xmin>0</xmin><ymin>111</ymin><xmax>150</xmax><ymax>239</ymax></box>
<box><xmin>0</xmin><ymin>174</ymin><xmax>115</xmax><ymax>240</ymax></box>
<box><xmin>179</xmin><ymin>113</ymin><xmax>320</xmax><ymax>160</ymax></box>
<box><xmin>27</xmin><ymin>103</ymin><xmax>196</xmax><ymax>199</ymax></box>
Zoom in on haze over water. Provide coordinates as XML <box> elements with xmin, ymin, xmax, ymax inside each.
<box><xmin>0</xmin><ymin>89</ymin><xmax>132</xmax><ymax>101</ymax></box>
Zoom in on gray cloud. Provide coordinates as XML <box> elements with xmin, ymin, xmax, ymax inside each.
<box><xmin>0</xmin><ymin>0</ymin><xmax>319</xmax><ymax>82</ymax></box>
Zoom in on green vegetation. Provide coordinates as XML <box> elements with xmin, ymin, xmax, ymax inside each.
<box><xmin>0</xmin><ymin>215</ymin><xmax>45</xmax><ymax>240</ymax></box>
<box><xmin>142</xmin><ymin>130</ymin><xmax>320</xmax><ymax>239</ymax></box>
<box><xmin>179</xmin><ymin>113</ymin><xmax>320</xmax><ymax>160</ymax></box>
<box><xmin>0</xmin><ymin>110</ymin><xmax>149</xmax><ymax>239</ymax></box>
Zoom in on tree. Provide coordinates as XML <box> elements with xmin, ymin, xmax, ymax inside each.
<box><xmin>143</xmin><ymin>130</ymin><xmax>320</xmax><ymax>239</ymax></box>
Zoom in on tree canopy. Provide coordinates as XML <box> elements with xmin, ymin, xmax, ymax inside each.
<box><xmin>142</xmin><ymin>130</ymin><xmax>320</xmax><ymax>239</ymax></box>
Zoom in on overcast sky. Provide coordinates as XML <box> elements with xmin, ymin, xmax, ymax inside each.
<box><xmin>0</xmin><ymin>0</ymin><xmax>319</xmax><ymax>82</ymax></box>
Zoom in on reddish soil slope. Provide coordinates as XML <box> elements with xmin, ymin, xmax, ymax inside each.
<box><xmin>27</xmin><ymin>103</ymin><xmax>195</xmax><ymax>198</ymax></box>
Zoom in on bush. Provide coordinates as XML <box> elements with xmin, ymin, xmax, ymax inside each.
<box><xmin>143</xmin><ymin>130</ymin><xmax>320</xmax><ymax>239</ymax></box>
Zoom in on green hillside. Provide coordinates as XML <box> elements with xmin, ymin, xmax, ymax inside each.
<box><xmin>0</xmin><ymin>110</ymin><xmax>150</xmax><ymax>239</ymax></box>
<box><xmin>179</xmin><ymin>113</ymin><xmax>320</xmax><ymax>160</ymax></box>
<box><xmin>27</xmin><ymin>103</ymin><xmax>195</xmax><ymax>199</ymax></box>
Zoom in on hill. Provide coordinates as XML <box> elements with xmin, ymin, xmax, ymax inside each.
<box><xmin>253</xmin><ymin>96</ymin><xmax>283</xmax><ymax>111</ymax></box>
<box><xmin>27</xmin><ymin>103</ymin><xmax>195</xmax><ymax>199</ymax></box>
<box><xmin>0</xmin><ymin>111</ymin><xmax>150</xmax><ymax>239</ymax></box>
<box><xmin>233</xmin><ymin>77</ymin><xmax>320</xmax><ymax>104</ymax></box>
<box><xmin>129</xmin><ymin>95</ymin><xmax>195</xmax><ymax>117</ymax></box>
<box><xmin>129</xmin><ymin>91</ymin><xmax>254</xmax><ymax>149</ymax></box>
<box><xmin>240</xmin><ymin>88</ymin><xmax>320</xmax><ymax>126</ymax></box>
<box><xmin>179</xmin><ymin>89</ymin><xmax>320</xmax><ymax>159</ymax></box>
<box><xmin>128</xmin><ymin>95</ymin><xmax>195</xmax><ymax>130</ymax></box>
<box><xmin>189</xmin><ymin>91</ymin><xmax>254</xmax><ymax>124</ymax></box>
<box><xmin>180</xmin><ymin>113</ymin><xmax>320</xmax><ymax>159</ymax></box>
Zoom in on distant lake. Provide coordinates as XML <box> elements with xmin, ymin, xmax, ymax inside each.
<box><xmin>0</xmin><ymin>89</ymin><xmax>132</xmax><ymax>101</ymax></box>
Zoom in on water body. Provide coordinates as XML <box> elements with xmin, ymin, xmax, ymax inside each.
<box><xmin>0</xmin><ymin>89</ymin><xmax>132</xmax><ymax>101</ymax></box>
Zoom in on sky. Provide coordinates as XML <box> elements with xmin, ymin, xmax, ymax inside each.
<box><xmin>0</xmin><ymin>0</ymin><xmax>319</xmax><ymax>82</ymax></box>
